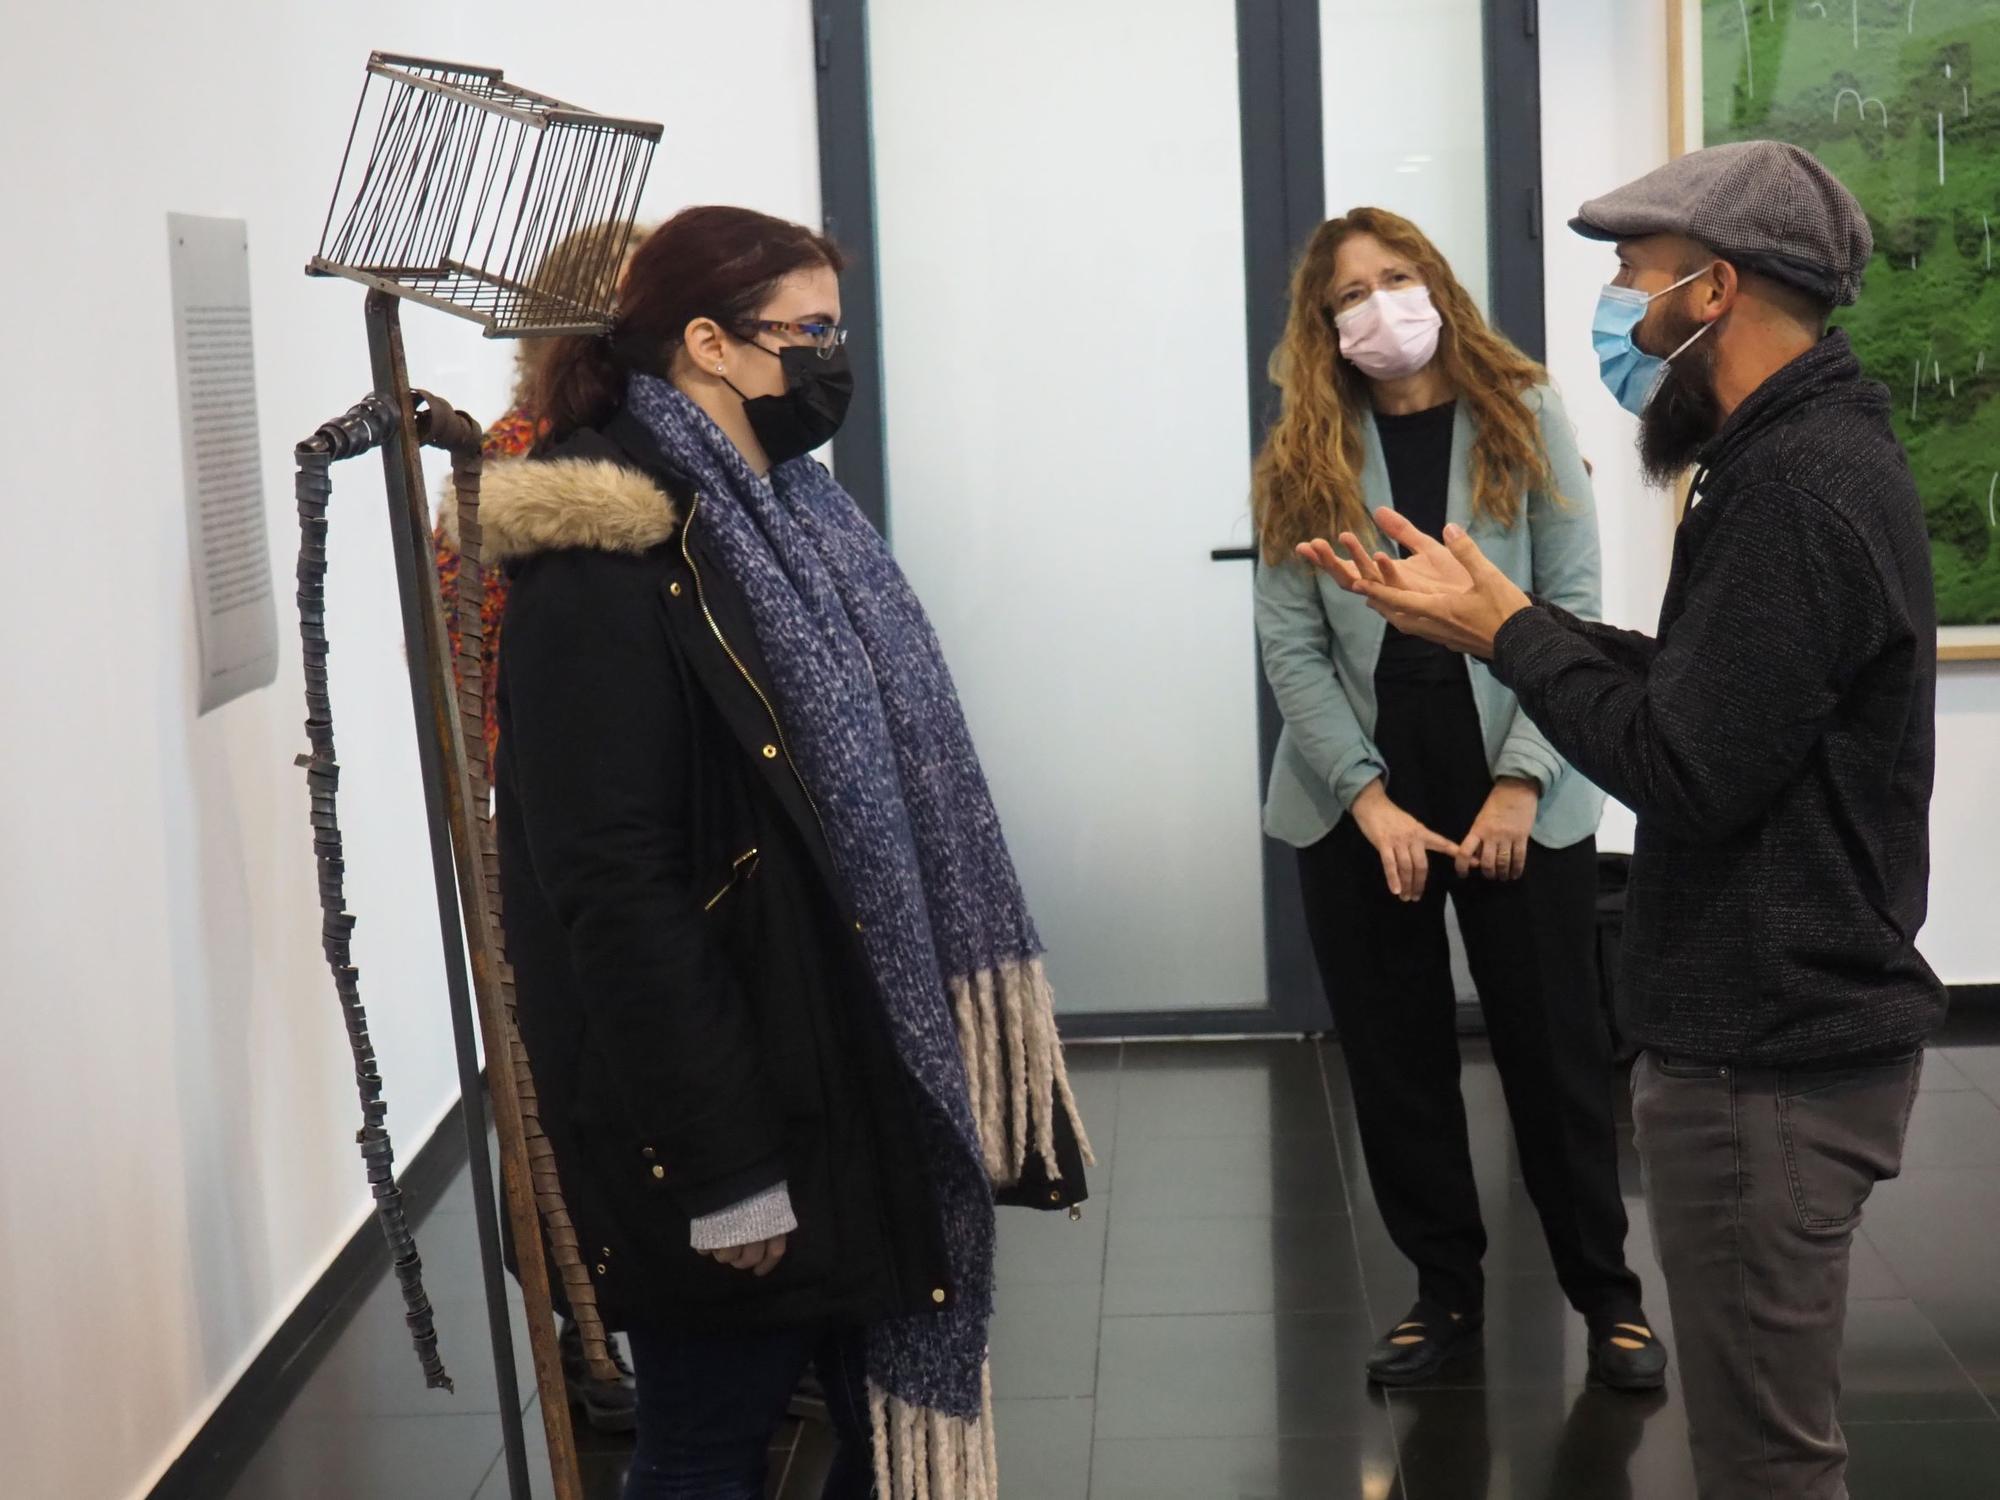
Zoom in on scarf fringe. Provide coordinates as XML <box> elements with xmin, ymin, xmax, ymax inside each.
<box><xmin>868</xmin><ymin>1366</ymin><xmax>1001</xmax><ymax>1500</ymax></box>
<box><xmin>951</xmin><ymin>956</ymin><xmax>1095</xmax><ymax>1187</ymax></box>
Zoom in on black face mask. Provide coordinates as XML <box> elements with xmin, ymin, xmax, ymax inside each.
<box><xmin>730</xmin><ymin>343</ymin><xmax>854</xmax><ymax>465</ymax></box>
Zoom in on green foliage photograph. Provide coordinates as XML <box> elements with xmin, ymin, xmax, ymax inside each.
<box><xmin>1702</xmin><ymin>0</ymin><xmax>2000</xmax><ymax>627</ymax></box>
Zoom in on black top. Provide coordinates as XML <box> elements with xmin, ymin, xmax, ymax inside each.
<box><xmin>1494</xmin><ymin>333</ymin><xmax>1946</xmax><ymax>1066</ymax></box>
<box><xmin>1374</xmin><ymin>400</ymin><xmax>1466</xmax><ymax>685</ymax></box>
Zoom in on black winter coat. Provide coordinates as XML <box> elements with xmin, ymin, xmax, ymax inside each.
<box><xmin>481</xmin><ymin>408</ymin><xmax>1083</xmax><ymax>1334</ymax></box>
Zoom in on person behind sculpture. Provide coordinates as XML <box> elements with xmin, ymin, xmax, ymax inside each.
<box><xmin>1252</xmin><ymin>205</ymin><xmax>1666</xmax><ymax>1393</ymax></box>
<box><xmin>431</xmin><ymin>215</ymin><xmax>652</xmax><ymax>1435</ymax></box>
<box><xmin>1300</xmin><ymin>142</ymin><xmax>1945</xmax><ymax>1500</ymax></box>
<box><xmin>435</xmin><ymin>216</ymin><xmax>649</xmax><ymax>771</ymax></box>
<box><xmin>450</xmin><ymin>205</ymin><xmax>1090</xmax><ymax>1500</ymax></box>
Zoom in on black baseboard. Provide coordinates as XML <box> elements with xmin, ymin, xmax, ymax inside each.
<box><xmin>1941</xmin><ymin>985</ymin><xmax>2000</xmax><ymax>1043</ymax></box>
<box><xmin>1056</xmin><ymin>984</ymin><xmax>2000</xmax><ymax>1043</ymax></box>
<box><xmin>146</xmin><ymin>1094</ymin><xmax>473</xmax><ymax>1500</ymax></box>
<box><xmin>1058</xmin><ymin>1007</ymin><xmax>1314</xmax><ymax>1040</ymax></box>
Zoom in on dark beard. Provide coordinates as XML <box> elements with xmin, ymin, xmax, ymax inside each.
<box><xmin>1637</xmin><ymin>317</ymin><xmax>1724</xmax><ymax>488</ymax></box>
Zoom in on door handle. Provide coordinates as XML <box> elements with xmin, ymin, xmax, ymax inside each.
<box><xmin>1210</xmin><ymin>546</ymin><xmax>1257</xmax><ymax>562</ymax></box>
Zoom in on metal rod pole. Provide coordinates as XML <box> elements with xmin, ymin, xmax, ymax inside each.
<box><xmin>363</xmin><ymin>290</ymin><xmax>584</xmax><ymax>1500</ymax></box>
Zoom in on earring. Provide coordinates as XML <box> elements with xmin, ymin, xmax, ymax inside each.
<box><xmin>715</xmin><ymin>363</ymin><xmax>724</xmax><ymax>374</ymax></box>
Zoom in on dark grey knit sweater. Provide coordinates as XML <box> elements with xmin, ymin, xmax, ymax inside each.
<box><xmin>1494</xmin><ymin>332</ymin><xmax>1947</xmax><ymax>1065</ymax></box>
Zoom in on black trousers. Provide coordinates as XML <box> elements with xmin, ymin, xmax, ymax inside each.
<box><xmin>1298</xmin><ymin>673</ymin><xmax>1642</xmax><ymax>1322</ymax></box>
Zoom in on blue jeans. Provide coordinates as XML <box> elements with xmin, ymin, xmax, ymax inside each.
<box><xmin>622</xmin><ymin>1322</ymin><xmax>874</xmax><ymax>1500</ymax></box>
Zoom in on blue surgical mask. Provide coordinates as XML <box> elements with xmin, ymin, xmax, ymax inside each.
<box><xmin>1592</xmin><ymin>267</ymin><xmax>1715</xmax><ymax>416</ymax></box>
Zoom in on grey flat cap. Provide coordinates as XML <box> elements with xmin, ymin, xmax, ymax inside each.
<box><xmin>1571</xmin><ymin>140</ymin><xmax>1873</xmax><ymax>306</ymax></box>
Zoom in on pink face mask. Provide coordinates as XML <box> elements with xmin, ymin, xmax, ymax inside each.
<box><xmin>1335</xmin><ymin>286</ymin><xmax>1443</xmax><ymax>381</ymax></box>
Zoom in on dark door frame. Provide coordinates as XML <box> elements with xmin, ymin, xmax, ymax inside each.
<box><xmin>1220</xmin><ymin>0</ymin><xmax>1334</xmax><ymax>1040</ymax></box>
<box><xmin>811</xmin><ymin>0</ymin><xmax>1544</xmax><ymax>1038</ymax></box>
<box><xmin>1485</xmin><ymin>0</ymin><xmax>1548</xmax><ymax>362</ymax></box>
<box><xmin>812</xmin><ymin>1</ymin><xmax>890</xmax><ymax>536</ymax></box>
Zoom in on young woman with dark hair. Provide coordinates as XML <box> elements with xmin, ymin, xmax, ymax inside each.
<box><xmin>431</xmin><ymin>217</ymin><xmax>652</xmax><ymax>1436</ymax></box>
<box><xmin>442</xmin><ymin>204</ymin><xmax>1089</xmax><ymax>1500</ymax></box>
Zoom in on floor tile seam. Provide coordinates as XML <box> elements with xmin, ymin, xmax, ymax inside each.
<box><xmin>1104</xmin><ymin>1212</ymin><xmax>1357</xmax><ymax>1227</ymax></box>
<box><xmin>1101</xmin><ymin>1210</ymin><xmax>1355</xmax><ymax>1224</ymax></box>
<box><xmin>466</xmin><ymin>1447</ymin><xmax>504</xmax><ymax>1500</ymax></box>
<box><xmin>1109</xmin><ymin>1128</ymin><xmax>1341</xmax><ymax>1142</ymax></box>
<box><xmin>1089</xmin><ymin>1420</ymin><xmax>1405</xmax><ymax>1443</ymax></box>
<box><xmin>1084</xmin><ymin>1042</ymin><xmax>1121</xmax><ymax>1500</ymax></box>
<box><xmin>1096</xmin><ymin>1308</ymin><xmax>1364</xmax><ymax>1324</ymax></box>
<box><xmin>1313</xmin><ymin>1042</ymin><xmax>1408</xmax><ymax>1484</ymax></box>
<box><xmin>1104</xmin><ymin>1216</ymin><xmax>1352</xmax><ymax>1224</ymax></box>
<box><xmin>1098</xmin><ymin>1299</ymin><xmax>1371</xmax><ymax>1318</ymax></box>
<box><xmin>1901</xmin><ymin>1297</ymin><xmax>2000</xmax><ymax>1423</ymax></box>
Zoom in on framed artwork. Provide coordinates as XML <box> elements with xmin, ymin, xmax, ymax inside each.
<box><xmin>1668</xmin><ymin>0</ymin><xmax>2000</xmax><ymax>660</ymax></box>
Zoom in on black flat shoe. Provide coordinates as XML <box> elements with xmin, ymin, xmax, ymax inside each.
<box><xmin>1365</xmin><ymin>1301</ymin><xmax>1483</xmax><ymax>1387</ymax></box>
<box><xmin>1589</xmin><ymin>1318</ymin><xmax>1669</xmax><ymax>1392</ymax></box>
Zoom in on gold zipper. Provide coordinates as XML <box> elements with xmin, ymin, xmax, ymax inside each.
<box><xmin>703</xmin><ymin>847</ymin><xmax>762</xmax><ymax>912</ymax></box>
<box><xmin>680</xmin><ymin>494</ymin><xmax>831</xmax><ymax>847</ymax></box>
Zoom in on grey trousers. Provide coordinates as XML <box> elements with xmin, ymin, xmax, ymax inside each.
<box><xmin>1631</xmin><ymin>1049</ymin><xmax>1923</xmax><ymax>1500</ymax></box>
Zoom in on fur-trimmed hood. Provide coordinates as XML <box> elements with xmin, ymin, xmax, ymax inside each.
<box><xmin>437</xmin><ymin>456</ymin><xmax>680</xmax><ymax>564</ymax></box>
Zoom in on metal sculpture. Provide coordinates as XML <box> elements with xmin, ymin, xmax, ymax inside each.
<box><xmin>310</xmin><ymin>53</ymin><xmax>656</xmax><ymax>335</ymax></box>
<box><xmin>292</xmin><ymin>53</ymin><xmax>658</xmax><ymax>1500</ymax></box>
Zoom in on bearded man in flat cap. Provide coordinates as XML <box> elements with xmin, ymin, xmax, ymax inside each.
<box><xmin>1302</xmin><ymin>140</ymin><xmax>1945</xmax><ymax>1500</ymax></box>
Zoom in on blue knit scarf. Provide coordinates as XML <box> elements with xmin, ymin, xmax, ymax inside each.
<box><xmin>626</xmin><ymin>374</ymin><xmax>1081</xmax><ymax>1489</ymax></box>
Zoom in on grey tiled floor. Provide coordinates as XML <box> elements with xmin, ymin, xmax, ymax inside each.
<box><xmin>215</xmin><ymin>1027</ymin><xmax>2000</xmax><ymax>1499</ymax></box>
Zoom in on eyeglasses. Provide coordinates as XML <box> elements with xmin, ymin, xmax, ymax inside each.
<box><xmin>742</xmin><ymin>319</ymin><xmax>848</xmax><ymax>358</ymax></box>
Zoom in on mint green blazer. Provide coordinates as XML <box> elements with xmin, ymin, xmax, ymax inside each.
<box><xmin>1256</xmin><ymin>384</ymin><xmax>1606</xmax><ymax>851</ymax></box>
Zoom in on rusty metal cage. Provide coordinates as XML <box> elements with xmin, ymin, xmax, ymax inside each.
<box><xmin>308</xmin><ymin>52</ymin><xmax>660</xmax><ymax>337</ymax></box>
<box><xmin>296</xmin><ymin>51</ymin><xmax>664</xmax><ymax>1500</ymax></box>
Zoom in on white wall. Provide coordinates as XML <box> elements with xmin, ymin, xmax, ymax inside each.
<box><xmin>1538</xmin><ymin>0</ymin><xmax>1682</xmax><ymax>860</ymax></box>
<box><xmin>1539</xmin><ymin>0</ymin><xmax>1998</xmax><ymax>983</ymax></box>
<box><xmin>0</xmin><ymin>8</ymin><xmax>819</xmax><ymax>1498</ymax></box>
<box><xmin>1321</xmin><ymin>0</ymin><xmax>1492</xmax><ymax>316</ymax></box>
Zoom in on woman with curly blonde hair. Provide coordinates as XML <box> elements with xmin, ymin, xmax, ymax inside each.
<box><xmin>1253</xmin><ymin>208</ymin><xmax>1665</xmax><ymax>1392</ymax></box>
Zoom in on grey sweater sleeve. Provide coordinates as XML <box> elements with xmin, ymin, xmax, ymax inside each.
<box><xmin>689</xmin><ymin>1179</ymin><xmax>798</xmax><ymax>1251</ymax></box>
